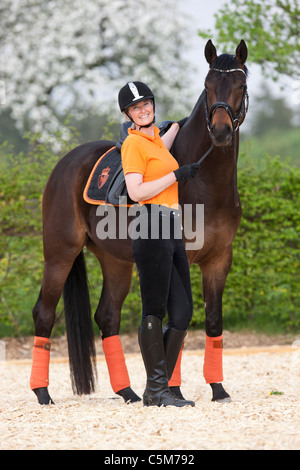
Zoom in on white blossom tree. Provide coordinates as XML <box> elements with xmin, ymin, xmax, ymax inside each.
<box><xmin>0</xmin><ymin>0</ymin><xmax>195</xmax><ymax>138</ymax></box>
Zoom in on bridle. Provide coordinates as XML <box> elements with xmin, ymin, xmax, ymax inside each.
<box><xmin>203</xmin><ymin>67</ymin><xmax>249</xmax><ymax>208</ymax></box>
<box><xmin>204</xmin><ymin>68</ymin><xmax>249</xmax><ymax>137</ymax></box>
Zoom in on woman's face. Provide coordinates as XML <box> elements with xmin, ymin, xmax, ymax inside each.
<box><xmin>127</xmin><ymin>99</ymin><xmax>154</xmax><ymax>127</ymax></box>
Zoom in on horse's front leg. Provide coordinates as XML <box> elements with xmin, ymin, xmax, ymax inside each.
<box><xmin>93</xmin><ymin>252</ymin><xmax>141</xmax><ymax>403</ymax></box>
<box><xmin>200</xmin><ymin>249</ymin><xmax>233</xmax><ymax>403</ymax></box>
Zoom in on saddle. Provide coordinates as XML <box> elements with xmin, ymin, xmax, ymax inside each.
<box><xmin>83</xmin><ymin>120</ymin><xmax>176</xmax><ymax>207</ymax></box>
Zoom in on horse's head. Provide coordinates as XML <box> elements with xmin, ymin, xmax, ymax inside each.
<box><xmin>204</xmin><ymin>40</ymin><xmax>249</xmax><ymax>147</ymax></box>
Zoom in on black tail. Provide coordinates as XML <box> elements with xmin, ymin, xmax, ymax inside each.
<box><xmin>63</xmin><ymin>251</ymin><xmax>97</xmax><ymax>395</ymax></box>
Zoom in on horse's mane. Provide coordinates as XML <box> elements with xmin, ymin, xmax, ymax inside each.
<box><xmin>211</xmin><ymin>54</ymin><xmax>249</xmax><ymax>77</ymax></box>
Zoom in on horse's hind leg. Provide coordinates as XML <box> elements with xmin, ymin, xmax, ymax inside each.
<box><xmin>92</xmin><ymin>250</ymin><xmax>141</xmax><ymax>403</ymax></box>
<box><xmin>31</xmin><ymin>258</ymin><xmax>76</xmax><ymax>404</ymax></box>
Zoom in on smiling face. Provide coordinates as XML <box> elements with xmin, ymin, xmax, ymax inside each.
<box><xmin>126</xmin><ymin>99</ymin><xmax>154</xmax><ymax>128</ymax></box>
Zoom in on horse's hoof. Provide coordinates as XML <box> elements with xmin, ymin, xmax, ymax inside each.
<box><xmin>33</xmin><ymin>387</ymin><xmax>55</xmax><ymax>405</ymax></box>
<box><xmin>116</xmin><ymin>386</ymin><xmax>141</xmax><ymax>403</ymax></box>
<box><xmin>214</xmin><ymin>396</ymin><xmax>232</xmax><ymax>404</ymax></box>
<box><xmin>210</xmin><ymin>383</ymin><xmax>231</xmax><ymax>403</ymax></box>
<box><xmin>169</xmin><ymin>386</ymin><xmax>185</xmax><ymax>400</ymax></box>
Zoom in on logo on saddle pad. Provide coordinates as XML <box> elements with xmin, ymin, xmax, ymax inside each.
<box><xmin>98</xmin><ymin>167</ymin><xmax>110</xmax><ymax>189</ymax></box>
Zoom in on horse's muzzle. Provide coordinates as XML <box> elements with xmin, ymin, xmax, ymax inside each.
<box><xmin>210</xmin><ymin>123</ymin><xmax>233</xmax><ymax>147</ymax></box>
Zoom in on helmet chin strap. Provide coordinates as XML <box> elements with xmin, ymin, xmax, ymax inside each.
<box><xmin>137</xmin><ymin>117</ymin><xmax>156</xmax><ymax>129</ymax></box>
<box><xmin>125</xmin><ymin>111</ymin><xmax>156</xmax><ymax>130</ymax></box>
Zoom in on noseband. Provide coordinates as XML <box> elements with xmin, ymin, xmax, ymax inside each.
<box><xmin>204</xmin><ymin>68</ymin><xmax>249</xmax><ymax>136</ymax></box>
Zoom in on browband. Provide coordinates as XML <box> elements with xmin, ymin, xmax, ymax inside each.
<box><xmin>210</xmin><ymin>68</ymin><xmax>247</xmax><ymax>76</ymax></box>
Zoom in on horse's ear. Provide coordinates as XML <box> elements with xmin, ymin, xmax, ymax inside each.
<box><xmin>235</xmin><ymin>40</ymin><xmax>248</xmax><ymax>65</ymax></box>
<box><xmin>205</xmin><ymin>40</ymin><xmax>217</xmax><ymax>65</ymax></box>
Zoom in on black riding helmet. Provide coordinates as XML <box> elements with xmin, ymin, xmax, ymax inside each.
<box><xmin>118</xmin><ymin>81</ymin><xmax>155</xmax><ymax>128</ymax></box>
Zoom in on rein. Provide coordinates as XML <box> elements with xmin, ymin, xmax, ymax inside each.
<box><xmin>196</xmin><ymin>143</ymin><xmax>214</xmax><ymax>166</ymax></box>
<box><xmin>203</xmin><ymin>67</ymin><xmax>249</xmax><ymax>208</ymax></box>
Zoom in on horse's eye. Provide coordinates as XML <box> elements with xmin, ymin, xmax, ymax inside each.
<box><xmin>239</xmin><ymin>84</ymin><xmax>245</xmax><ymax>90</ymax></box>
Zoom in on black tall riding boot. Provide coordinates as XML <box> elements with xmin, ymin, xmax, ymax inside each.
<box><xmin>163</xmin><ymin>325</ymin><xmax>187</xmax><ymax>400</ymax></box>
<box><xmin>138</xmin><ymin>315</ymin><xmax>194</xmax><ymax>407</ymax></box>
<box><xmin>163</xmin><ymin>325</ymin><xmax>186</xmax><ymax>380</ymax></box>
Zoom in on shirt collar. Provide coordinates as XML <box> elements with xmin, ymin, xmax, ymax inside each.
<box><xmin>128</xmin><ymin>125</ymin><xmax>160</xmax><ymax>141</ymax></box>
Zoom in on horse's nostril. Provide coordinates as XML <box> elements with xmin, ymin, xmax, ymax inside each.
<box><xmin>211</xmin><ymin>124</ymin><xmax>233</xmax><ymax>145</ymax></box>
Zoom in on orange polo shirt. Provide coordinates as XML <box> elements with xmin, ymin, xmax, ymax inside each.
<box><xmin>121</xmin><ymin>126</ymin><xmax>179</xmax><ymax>207</ymax></box>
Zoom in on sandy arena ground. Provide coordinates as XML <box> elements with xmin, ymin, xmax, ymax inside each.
<box><xmin>0</xmin><ymin>331</ymin><xmax>299</xmax><ymax>451</ymax></box>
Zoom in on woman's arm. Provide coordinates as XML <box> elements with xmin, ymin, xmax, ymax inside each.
<box><xmin>125</xmin><ymin>172</ymin><xmax>176</xmax><ymax>202</ymax></box>
<box><xmin>160</xmin><ymin>123</ymin><xmax>180</xmax><ymax>150</ymax></box>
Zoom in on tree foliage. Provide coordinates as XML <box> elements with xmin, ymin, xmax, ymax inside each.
<box><xmin>198</xmin><ymin>0</ymin><xmax>300</xmax><ymax>80</ymax></box>
<box><xmin>0</xmin><ymin>0</ymin><xmax>194</xmax><ymax>139</ymax></box>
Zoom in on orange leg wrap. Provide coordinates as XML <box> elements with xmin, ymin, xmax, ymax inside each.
<box><xmin>168</xmin><ymin>343</ymin><xmax>183</xmax><ymax>387</ymax></box>
<box><xmin>102</xmin><ymin>335</ymin><xmax>130</xmax><ymax>393</ymax></box>
<box><xmin>203</xmin><ymin>334</ymin><xmax>223</xmax><ymax>384</ymax></box>
<box><xmin>30</xmin><ymin>336</ymin><xmax>51</xmax><ymax>390</ymax></box>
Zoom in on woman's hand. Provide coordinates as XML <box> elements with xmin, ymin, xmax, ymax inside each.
<box><xmin>173</xmin><ymin>163</ymin><xmax>200</xmax><ymax>181</ymax></box>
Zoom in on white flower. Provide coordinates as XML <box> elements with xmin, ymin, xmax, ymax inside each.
<box><xmin>0</xmin><ymin>0</ymin><xmax>194</xmax><ymax>140</ymax></box>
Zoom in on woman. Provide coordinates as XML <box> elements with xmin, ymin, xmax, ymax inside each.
<box><xmin>119</xmin><ymin>81</ymin><xmax>199</xmax><ymax>407</ymax></box>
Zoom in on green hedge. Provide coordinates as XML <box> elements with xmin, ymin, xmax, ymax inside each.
<box><xmin>0</xmin><ymin>136</ymin><xmax>299</xmax><ymax>337</ymax></box>
<box><xmin>219</xmin><ymin>154</ymin><xmax>299</xmax><ymax>332</ymax></box>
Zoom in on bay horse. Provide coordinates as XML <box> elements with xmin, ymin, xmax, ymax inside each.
<box><xmin>31</xmin><ymin>40</ymin><xmax>249</xmax><ymax>405</ymax></box>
